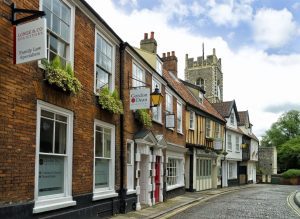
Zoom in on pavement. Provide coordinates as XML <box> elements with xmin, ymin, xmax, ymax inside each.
<box><xmin>111</xmin><ymin>184</ymin><xmax>259</xmax><ymax>219</ymax></box>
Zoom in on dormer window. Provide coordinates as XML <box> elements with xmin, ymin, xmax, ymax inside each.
<box><xmin>230</xmin><ymin>112</ymin><xmax>234</xmax><ymax>125</ymax></box>
<box><xmin>156</xmin><ymin>59</ymin><xmax>162</xmax><ymax>75</ymax></box>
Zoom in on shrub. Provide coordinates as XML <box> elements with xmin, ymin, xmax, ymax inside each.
<box><xmin>98</xmin><ymin>87</ymin><xmax>124</xmax><ymax>114</ymax></box>
<box><xmin>282</xmin><ymin>169</ymin><xmax>300</xmax><ymax>179</ymax></box>
<box><xmin>136</xmin><ymin>109</ymin><xmax>152</xmax><ymax>128</ymax></box>
<box><xmin>42</xmin><ymin>56</ymin><xmax>82</xmax><ymax>95</ymax></box>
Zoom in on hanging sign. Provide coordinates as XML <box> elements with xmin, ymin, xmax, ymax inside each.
<box><xmin>165</xmin><ymin>114</ymin><xmax>175</xmax><ymax>128</ymax></box>
<box><xmin>130</xmin><ymin>88</ymin><xmax>150</xmax><ymax>110</ymax></box>
<box><xmin>14</xmin><ymin>18</ymin><xmax>47</xmax><ymax>64</ymax></box>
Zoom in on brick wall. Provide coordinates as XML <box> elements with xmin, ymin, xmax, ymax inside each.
<box><xmin>0</xmin><ymin>0</ymin><xmax>121</xmax><ymax>205</ymax></box>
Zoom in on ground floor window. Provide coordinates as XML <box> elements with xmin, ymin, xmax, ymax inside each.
<box><xmin>196</xmin><ymin>158</ymin><xmax>212</xmax><ymax>178</ymax></box>
<box><xmin>167</xmin><ymin>157</ymin><xmax>184</xmax><ymax>189</ymax></box>
<box><xmin>228</xmin><ymin>162</ymin><xmax>237</xmax><ymax>179</ymax></box>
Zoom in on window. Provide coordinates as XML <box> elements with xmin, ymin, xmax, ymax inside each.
<box><xmin>229</xmin><ymin>163</ymin><xmax>234</xmax><ymax>179</ymax></box>
<box><xmin>199</xmin><ymin>92</ymin><xmax>203</xmax><ymax>104</ymax></box>
<box><xmin>152</xmin><ymin>78</ymin><xmax>162</xmax><ymax>122</ymax></box>
<box><xmin>126</xmin><ymin>140</ymin><xmax>135</xmax><ymax>192</ymax></box>
<box><xmin>196</xmin><ymin>77</ymin><xmax>205</xmax><ymax>88</ymax></box>
<box><xmin>95</xmin><ymin>33</ymin><xmax>114</xmax><ymax>92</ymax></box>
<box><xmin>205</xmin><ymin>119</ymin><xmax>211</xmax><ymax>137</ymax></box>
<box><xmin>156</xmin><ymin>59</ymin><xmax>162</xmax><ymax>75</ymax></box>
<box><xmin>177</xmin><ymin>102</ymin><xmax>182</xmax><ymax>133</ymax></box>
<box><xmin>167</xmin><ymin>159</ymin><xmax>177</xmax><ymax>186</ymax></box>
<box><xmin>42</xmin><ymin>0</ymin><xmax>73</xmax><ymax>66</ymax></box>
<box><xmin>215</xmin><ymin>123</ymin><xmax>220</xmax><ymax>138</ymax></box>
<box><xmin>227</xmin><ymin>134</ymin><xmax>232</xmax><ymax>151</ymax></box>
<box><xmin>165</xmin><ymin>91</ymin><xmax>173</xmax><ymax>114</ymax></box>
<box><xmin>132</xmin><ymin>63</ymin><xmax>145</xmax><ymax>88</ymax></box>
<box><xmin>236</xmin><ymin>136</ymin><xmax>240</xmax><ymax>152</ymax></box>
<box><xmin>189</xmin><ymin>111</ymin><xmax>195</xmax><ymax>130</ymax></box>
<box><xmin>34</xmin><ymin>101</ymin><xmax>75</xmax><ymax>213</ymax></box>
<box><xmin>93</xmin><ymin>121</ymin><xmax>117</xmax><ymax>200</ymax></box>
<box><xmin>230</xmin><ymin>112</ymin><xmax>234</xmax><ymax>125</ymax></box>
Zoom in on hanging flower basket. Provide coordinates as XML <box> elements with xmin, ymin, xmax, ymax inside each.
<box><xmin>42</xmin><ymin>56</ymin><xmax>82</xmax><ymax>95</ymax></box>
<box><xmin>98</xmin><ymin>87</ymin><xmax>124</xmax><ymax>114</ymax></box>
<box><xmin>135</xmin><ymin>109</ymin><xmax>152</xmax><ymax>128</ymax></box>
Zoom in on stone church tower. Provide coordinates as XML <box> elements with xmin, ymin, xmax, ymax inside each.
<box><xmin>185</xmin><ymin>48</ymin><xmax>223</xmax><ymax>104</ymax></box>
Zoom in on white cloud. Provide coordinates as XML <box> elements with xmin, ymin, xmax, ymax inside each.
<box><xmin>292</xmin><ymin>2</ymin><xmax>300</xmax><ymax>10</ymax></box>
<box><xmin>85</xmin><ymin>0</ymin><xmax>300</xmax><ymax>138</ymax></box>
<box><xmin>119</xmin><ymin>0</ymin><xmax>137</xmax><ymax>7</ymax></box>
<box><xmin>252</xmin><ymin>8</ymin><xmax>298</xmax><ymax>48</ymax></box>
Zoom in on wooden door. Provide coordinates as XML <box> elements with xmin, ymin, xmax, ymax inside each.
<box><xmin>154</xmin><ymin>156</ymin><xmax>160</xmax><ymax>202</ymax></box>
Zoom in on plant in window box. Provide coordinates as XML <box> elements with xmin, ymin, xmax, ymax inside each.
<box><xmin>206</xmin><ymin>136</ymin><xmax>215</xmax><ymax>142</ymax></box>
<box><xmin>135</xmin><ymin>109</ymin><xmax>152</xmax><ymax>128</ymax></box>
<box><xmin>98</xmin><ymin>87</ymin><xmax>124</xmax><ymax>114</ymax></box>
<box><xmin>42</xmin><ymin>56</ymin><xmax>82</xmax><ymax>95</ymax></box>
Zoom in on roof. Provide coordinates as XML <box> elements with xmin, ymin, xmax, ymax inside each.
<box><xmin>238</xmin><ymin>111</ymin><xmax>249</xmax><ymax>126</ymax></box>
<box><xmin>226</xmin><ymin>126</ymin><xmax>244</xmax><ymax>135</ymax></box>
<box><xmin>163</xmin><ymin>70</ymin><xmax>226</xmax><ymax>123</ymax></box>
<box><xmin>212</xmin><ymin>100</ymin><xmax>240</xmax><ymax>122</ymax></box>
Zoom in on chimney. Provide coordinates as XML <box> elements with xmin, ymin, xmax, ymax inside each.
<box><xmin>140</xmin><ymin>32</ymin><xmax>157</xmax><ymax>54</ymax></box>
<box><xmin>161</xmin><ymin>50</ymin><xmax>178</xmax><ymax>77</ymax></box>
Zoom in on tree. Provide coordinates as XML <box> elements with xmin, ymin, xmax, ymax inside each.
<box><xmin>261</xmin><ymin>110</ymin><xmax>300</xmax><ymax>147</ymax></box>
<box><xmin>277</xmin><ymin>137</ymin><xmax>300</xmax><ymax>171</ymax></box>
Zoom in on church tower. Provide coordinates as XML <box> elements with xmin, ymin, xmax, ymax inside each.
<box><xmin>184</xmin><ymin>48</ymin><xmax>223</xmax><ymax>104</ymax></box>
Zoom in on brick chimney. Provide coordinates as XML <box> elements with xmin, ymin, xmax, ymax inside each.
<box><xmin>140</xmin><ymin>31</ymin><xmax>157</xmax><ymax>54</ymax></box>
<box><xmin>161</xmin><ymin>51</ymin><xmax>178</xmax><ymax>77</ymax></box>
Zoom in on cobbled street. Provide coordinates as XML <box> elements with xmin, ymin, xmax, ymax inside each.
<box><xmin>171</xmin><ymin>184</ymin><xmax>299</xmax><ymax>219</ymax></box>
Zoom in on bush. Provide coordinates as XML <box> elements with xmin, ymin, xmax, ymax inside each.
<box><xmin>42</xmin><ymin>56</ymin><xmax>82</xmax><ymax>95</ymax></box>
<box><xmin>282</xmin><ymin>169</ymin><xmax>300</xmax><ymax>179</ymax></box>
<box><xmin>98</xmin><ymin>87</ymin><xmax>124</xmax><ymax>114</ymax></box>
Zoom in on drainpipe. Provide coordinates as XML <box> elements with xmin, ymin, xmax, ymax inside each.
<box><xmin>119</xmin><ymin>42</ymin><xmax>127</xmax><ymax>213</ymax></box>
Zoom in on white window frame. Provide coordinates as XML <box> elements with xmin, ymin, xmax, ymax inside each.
<box><xmin>39</xmin><ymin>0</ymin><xmax>75</xmax><ymax>67</ymax></box>
<box><xmin>227</xmin><ymin>134</ymin><xmax>232</xmax><ymax>151</ymax></box>
<box><xmin>126</xmin><ymin>140</ymin><xmax>135</xmax><ymax>194</ymax></box>
<box><xmin>215</xmin><ymin>123</ymin><xmax>220</xmax><ymax>138</ymax></box>
<box><xmin>152</xmin><ymin>78</ymin><xmax>162</xmax><ymax>123</ymax></box>
<box><xmin>93</xmin><ymin>120</ymin><xmax>118</xmax><ymax>201</ymax></box>
<box><xmin>156</xmin><ymin>58</ymin><xmax>162</xmax><ymax>75</ymax></box>
<box><xmin>235</xmin><ymin>136</ymin><xmax>240</xmax><ymax>152</ymax></box>
<box><xmin>132</xmin><ymin>62</ymin><xmax>145</xmax><ymax>88</ymax></box>
<box><xmin>230</xmin><ymin>112</ymin><xmax>235</xmax><ymax>125</ymax></box>
<box><xmin>205</xmin><ymin>119</ymin><xmax>211</xmax><ymax>138</ymax></box>
<box><xmin>189</xmin><ymin>111</ymin><xmax>195</xmax><ymax>130</ymax></box>
<box><xmin>228</xmin><ymin>162</ymin><xmax>234</xmax><ymax>179</ymax></box>
<box><xmin>94</xmin><ymin>30</ymin><xmax>115</xmax><ymax>93</ymax></box>
<box><xmin>166</xmin><ymin>157</ymin><xmax>184</xmax><ymax>191</ymax></box>
<box><xmin>176</xmin><ymin>101</ymin><xmax>182</xmax><ymax>133</ymax></box>
<box><xmin>165</xmin><ymin>90</ymin><xmax>173</xmax><ymax>114</ymax></box>
<box><xmin>34</xmin><ymin>101</ymin><xmax>76</xmax><ymax>214</ymax></box>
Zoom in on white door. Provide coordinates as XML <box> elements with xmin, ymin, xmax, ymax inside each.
<box><xmin>196</xmin><ymin>158</ymin><xmax>212</xmax><ymax>191</ymax></box>
<box><xmin>140</xmin><ymin>155</ymin><xmax>149</xmax><ymax>205</ymax></box>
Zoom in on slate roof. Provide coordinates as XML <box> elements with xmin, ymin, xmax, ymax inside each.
<box><xmin>212</xmin><ymin>101</ymin><xmax>234</xmax><ymax>118</ymax></box>
<box><xmin>163</xmin><ymin>70</ymin><xmax>225</xmax><ymax>123</ymax></box>
<box><xmin>238</xmin><ymin>111</ymin><xmax>248</xmax><ymax>126</ymax></box>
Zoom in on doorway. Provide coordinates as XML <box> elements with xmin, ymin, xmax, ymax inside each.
<box><xmin>140</xmin><ymin>154</ymin><xmax>149</xmax><ymax>205</ymax></box>
<box><xmin>154</xmin><ymin>156</ymin><xmax>160</xmax><ymax>203</ymax></box>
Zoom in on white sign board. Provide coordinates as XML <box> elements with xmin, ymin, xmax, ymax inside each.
<box><xmin>165</xmin><ymin>114</ymin><xmax>175</xmax><ymax>128</ymax></box>
<box><xmin>130</xmin><ymin>88</ymin><xmax>150</xmax><ymax>110</ymax></box>
<box><xmin>14</xmin><ymin>18</ymin><xmax>47</xmax><ymax>64</ymax></box>
<box><xmin>213</xmin><ymin>138</ymin><xmax>223</xmax><ymax>150</ymax></box>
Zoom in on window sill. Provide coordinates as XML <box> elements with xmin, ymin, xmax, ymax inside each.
<box><xmin>33</xmin><ymin>196</ymin><xmax>76</xmax><ymax>214</ymax></box>
<box><xmin>177</xmin><ymin>131</ymin><xmax>184</xmax><ymax>136</ymax></box>
<box><xmin>166</xmin><ymin>184</ymin><xmax>184</xmax><ymax>191</ymax></box>
<box><xmin>167</xmin><ymin>128</ymin><xmax>175</xmax><ymax>131</ymax></box>
<box><xmin>127</xmin><ymin>189</ymin><xmax>136</xmax><ymax>195</ymax></box>
<box><xmin>93</xmin><ymin>190</ymin><xmax>118</xmax><ymax>201</ymax></box>
<box><xmin>152</xmin><ymin>120</ymin><xmax>163</xmax><ymax>126</ymax></box>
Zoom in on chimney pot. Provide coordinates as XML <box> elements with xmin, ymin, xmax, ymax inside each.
<box><xmin>144</xmin><ymin>33</ymin><xmax>148</xmax><ymax>39</ymax></box>
<box><xmin>167</xmin><ymin>52</ymin><xmax>170</xmax><ymax>57</ymax></box>
<box><xmin>171</xmin><ymin>51</ymin><xmax>175</xmax><ymax>56</ymax></box>
<box><xmin>162</xmin><ymin>53</ymin><xmax>166</xmax><ymax>58</ymax></box>
<box><xmin>150</xmin><ymin>31</ymin><xmax>154</xmax><ymax>39</ymax></box>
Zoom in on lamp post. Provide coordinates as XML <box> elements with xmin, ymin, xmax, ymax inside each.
<box><xmin>150</xmin><ymin>85</ymin><xmax>163</xmax><ymax>107</ymax></box>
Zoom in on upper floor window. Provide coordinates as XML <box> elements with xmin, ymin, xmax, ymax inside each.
<box><xmin>205</xmin><ymin>119</ymin><xmax>211</xmax><ymax>137</ymax></box>
<box><xmin>152</xmin><ymin>78</ymin><xmax>162</xmax><ymax>123</ymax></box>
<box><xmin>95</xmin><ymin>33</ymin><xmax>114</xmax><ymax>92</ymax></box>
<box><xmin>42</xmin><ymin>0</ymin><xmax>73</xmax><ymax>66</ymax></box>
<box><xmin>236</xmin><ymin>136</ymin><xmax>240</xmax><ymax>152</ymax></box>
<box><xmin>165</xmin><ymin>91</ymin><xmax>173</xmax><ymax>114</ymax></box>
<box><xmin>199</xmin><ymin>92</ymin><xmax>203</xmax><ymax>104</ymax></box>
<box><xmin>230</xmin><ymin>112</ymin><xmax>234</xmax><ymax>125</ymax></box>
<box><xmin>215</xmin><ymin>123</ymin><xmax>220</xmax><ymax>138</ymax></box>
<box><xmin>177</xmin><ymin>102</ymin><xmax>182</xmax><ymax>133</ymax></box>
<box><xmin>196</xmin><ymin>77</ymin><xmax>205</xmax><ymax>88</ymax></box>
<box><xmin>156</xmin><ymin>59</ymin><xmax>162</xmax><ymax>75</ymax></box>
<box><xmin>132</xmin><ymin>63</ymin><xmax>145</xmax><ymax>88</ymax></box>
<box><xmin>189</xmin><ymin>111</ymin><xmax>195</xmax><ymax>130</ymax></box>
<box><xmin>227</xmin><ymin>134</ymin><xmax>232</xmax><ymax>150</ymax></box>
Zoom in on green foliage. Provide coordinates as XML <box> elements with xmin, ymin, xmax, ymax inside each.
<box><xmin>136</xmin><ymin>109</ymin><xmax>152</xmax><ymax>128</ymax></box>
<box><xmin>281</xmin><ymin>169</ymin><xmax>300</xmax><ymax>179</ymax></box>
<box><xmin>277</xmin><ymin>137</ymin><xmax>300</xmax><ymax>171</ymax></box>
<box><xmin>98</xmin><ymin>87</ymin><xmax>124</xmax><ymax>114</ymax></box>
<box><xmin>42</xmin><ymin>56</ymin><xmax>82</xmax><ymax>95</ymax></box>
<box><xmin>261</xmin><ymin>110</ymin><xmax>300</xmax><ymax>147</ymax></box>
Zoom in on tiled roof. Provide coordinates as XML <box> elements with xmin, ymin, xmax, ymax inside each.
<box><xmin>163</xmin><ymin>70</ymin><xmax>225</xmax><ymax>123</ymax></box>
<box><xmin>211</xmin><ymin>101</ymin><xmax>234</xmax><ymax>118</ymax></box>
<box><xmin>238</xmin><ymin>111</ymin><xmax>248</xmax><ymax>126</ymax></box>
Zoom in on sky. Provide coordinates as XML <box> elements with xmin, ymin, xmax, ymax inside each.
<box><xmin>86</xmin><ymin>0</ymin><xmax>300</xmax><ymax>139</ymax></box>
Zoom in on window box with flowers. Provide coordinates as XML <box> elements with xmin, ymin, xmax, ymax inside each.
<box><xmin>97</xmin><ymin>87</ymin><xmax>124</xmax><ymax>114</ymax></box>
<box><xmin>42</xmin><ymin>56</ymin><xmax>82</xmax><ymax>95</ymax></box>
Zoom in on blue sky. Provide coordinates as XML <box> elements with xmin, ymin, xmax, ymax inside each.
<box><xmin>86</xmin><ymin>0</ymin><xmax>300</xmax><ymax>138</ymax></box>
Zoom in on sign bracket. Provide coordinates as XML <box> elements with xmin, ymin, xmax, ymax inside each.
<box><xmin>11</xmin><ymin>3</ymin><xmax>45</xmax><ymax>25</ymax></box>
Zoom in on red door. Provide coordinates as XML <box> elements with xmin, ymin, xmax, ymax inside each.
<box><xmin>155</xmin><ymin>157</ymin><xmax>160</xmax><ymax>202</ymax></box>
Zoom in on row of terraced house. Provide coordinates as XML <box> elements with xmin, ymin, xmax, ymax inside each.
<box><xmin>0</xmin><ymin>0</ymin><xmax>259</xmax><ymax>218</ymax></box>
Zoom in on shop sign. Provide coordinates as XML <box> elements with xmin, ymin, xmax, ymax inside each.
<box><xmin>14</xmin><ymin>18</ymin><xmax>47</xmax><ymax>64</ymax></box>
<box><xmin>165</xmin><ymin>114</ymin><xmax>175</xmax><ymax>128</ymax></box>
<box><xmin>130</xmin><ymin>88</ymin><xmax>150</xmax><ymax>110</ymax></box>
